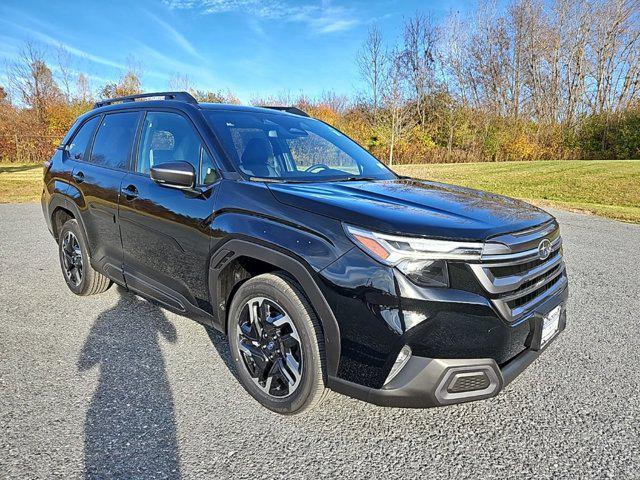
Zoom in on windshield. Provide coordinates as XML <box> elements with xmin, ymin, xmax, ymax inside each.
<box><xmin>204</xmin><ymin>110</ymin><xmax>396</xmax><ymax>182</ymax></box>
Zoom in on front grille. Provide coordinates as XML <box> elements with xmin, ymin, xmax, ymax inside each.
<box><xmin>510</xmin><ymin>263</ymin><xmax>562</xmax><ymax>297</ymax></box>
<box><xmin>508</xmin><ymin>269</ymin><xmax>563</xmax><ymax>309</ymax></box>
<box><xmin>490</xmin><ymin>249</ymin><xmax>561</xmax><ymax>278</ymax></box>
<box><xmin>468</xmin><ymin>221</ymin><xmax>568</xmax><ymax>322</ymax></box>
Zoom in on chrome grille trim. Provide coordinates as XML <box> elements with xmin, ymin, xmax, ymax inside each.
<box><xmin>495</xmin><ymin>262</ymin><xmax>564</xmax><ymax>302</ymax></box>
<box><xmin>470</xmin><ymin>243</ymin><xmax>563</xmax><ymax>294</ymax></box>
<box><xmin>492</xmin><ymin>274</ymin><xmax>567</xmax><ymax>322</ymax></box>
<box><xmin>469</xmin><ymin>222</ymin><xmax>567</xmax><ymax>322</ymax></box>
<box><xmin>480</xmin><ymin>235</ymin><xmax>562</xmax><ymax>263</ymax></box>
<box><xmin>485</xmin><ymin>220</ymin><xmax>559</xmax><ymax>254</ymax></box>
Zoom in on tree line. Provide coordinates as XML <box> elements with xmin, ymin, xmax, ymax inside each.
<box><xmin>1</xmin><ymin>0</ymin><xmax>639</xmax><ymax>165</ymax></box>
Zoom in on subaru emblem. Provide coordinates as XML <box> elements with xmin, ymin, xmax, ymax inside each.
<box><xmin>538</xmin><ymin>239</ymin><xmax>552</xmax><ymax>260</ymax></box>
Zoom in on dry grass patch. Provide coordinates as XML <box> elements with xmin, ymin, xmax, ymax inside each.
<box><xmin>0</xmin><ymin>164</ymin><xmax>42</xmax><ymax>203</ymax></box>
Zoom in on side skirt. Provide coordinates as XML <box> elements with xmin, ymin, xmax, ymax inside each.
<box><xmin>97</xmin><ymin>259</ymin><xmax>218</xmax><ymax>329</ymax></box>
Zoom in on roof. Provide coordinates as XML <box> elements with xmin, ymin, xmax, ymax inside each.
<box><xmin>89</xmin><ymin>100</ymin><xmax>308</xmax><ymax>119</ymax></box>
<box><xmin>198</xmin><ymin>103</ymin><xmax>309</xmax><ymax>117</ymax></box>
<box><xmin>90</xmin><ymin>92</ymin><xmax>308</xmax><ymax>117</ymax></box>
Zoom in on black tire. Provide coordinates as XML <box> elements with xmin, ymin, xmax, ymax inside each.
<box><xmin>227</xmin><ymin>272</ymin><xmax>326</xmax><ymax>414</ymax></box>
<box><xmin>58</xmin><ymin>219</ymin><xmax>112</xmax><ymax>296</ymax></box>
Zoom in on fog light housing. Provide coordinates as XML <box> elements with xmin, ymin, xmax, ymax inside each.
<box><xmin>384</xmin><ymin>345</ymin><xmax>412</xmax><ymax>386</ymax></box>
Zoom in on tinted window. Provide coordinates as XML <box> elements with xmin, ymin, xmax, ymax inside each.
<box><xmin>90</xmin><ymin>112</ymin><xmax>139</xmax><ymax>170</ymax></box>
<box><xmin>286</xmin><ymin>131</ymin><xmax>358</xmax><ymax>174</ymax></box>
<box><xmin>138</xmin><ymin>112</ymin><xmax>204</xmax><ymax>182</ymax></box>
<box><xmin>230</xmin><ymin>127</ymin><xmax>267</xmax><ymax>160</ymax></box>
<box><xmin>66</xmin><ymin>116</ymin><xmax>100</xmax><ymax>161</ymax></box>
<box><xmin>204</xmin><ymin>110</ymin><xmax>395</xmax><ymax>182</ymax></box>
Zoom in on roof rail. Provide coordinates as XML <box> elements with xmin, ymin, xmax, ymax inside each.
<box><xmin>260</xmin><ymin>106</ymin><xmax>310</xmax><ymax>117</ymax></box>
<box><xmin>93</xmin><ymin>91</ymin><xmax>198</xmax><ymax>109</ymax></box>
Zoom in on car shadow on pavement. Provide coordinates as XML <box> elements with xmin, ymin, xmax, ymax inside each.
<box><xmin>204</xmin><ymin>326</ymin><xmax>240</xmax><ymax>382</ymax></box>
<box><xmin>78</xmin><ymin>287</ymin><xmax>182</xmax><ymax>480</ymax></box>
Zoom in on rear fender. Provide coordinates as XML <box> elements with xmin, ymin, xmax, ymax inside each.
<box><xmin>47</xmin><ymin>194</ymin><xmax>90</xmax><ymax>249</ymax></box>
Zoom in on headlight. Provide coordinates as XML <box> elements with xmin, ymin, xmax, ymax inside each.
<box><xmin>396</xmin><ymin>258</ymin><xmax>449</xmax><ymax>288</ymax></box>
<box><xmin>344</xmin><ymin>224</ymin><xmax>485</xmax><ymax>288</ymax></box>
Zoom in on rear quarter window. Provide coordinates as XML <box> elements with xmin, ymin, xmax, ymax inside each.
<box><xmin>65</xmin><ymin>116</ymin><xmax>100</xmax><ymax>161</ymax></box>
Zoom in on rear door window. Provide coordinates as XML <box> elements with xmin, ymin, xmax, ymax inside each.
<box><xmin>90</xmin><ymin>112</ymin><xmax>140</xmax><ymax>170</ymax></box>
<box><xmin>66</xmin><ymin>116</ymin><xmax>100</xmax><ymax>161</ymax></box>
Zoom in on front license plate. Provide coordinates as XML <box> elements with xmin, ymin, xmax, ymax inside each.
<box><xmin>541</xmin><ymin>305</ymin><xmax>561</xmax><ymax>347</ymax></box>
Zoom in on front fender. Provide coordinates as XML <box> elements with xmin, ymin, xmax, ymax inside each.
<box><xmin>210</xmin><ymin>208</ymin><xmax>349</xmax><ymax>271</ymax></box>
<box><xmin>208</xmin><ymin>237</ymin><xmax>342</xmax><ymax>378</ymax></box>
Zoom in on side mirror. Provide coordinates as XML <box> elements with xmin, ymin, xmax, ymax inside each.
<box><xmin>150</xmin><ymin>161</ymin><xmax>196</xmax><ymax>189</ymax></box>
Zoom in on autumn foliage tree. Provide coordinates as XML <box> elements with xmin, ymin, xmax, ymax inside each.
<box><xmin>1</xmin><ymin>0</ymin><xmax>639</xmax><ymax>165</ymax></box>
<box><xmin>99</xmin><ymin>71</ymin><xmax>143</xmax><ymax>99</ymax></box>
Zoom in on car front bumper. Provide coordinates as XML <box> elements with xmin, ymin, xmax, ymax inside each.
<box><xmin>328</xmin><ymin>301</ymin><xmax>567</xmax><ymax>408</ymax></box>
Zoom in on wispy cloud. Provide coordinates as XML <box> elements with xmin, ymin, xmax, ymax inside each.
<box><xmin>142</xmin><ymin>10</ymin><xmax>202</xmax><ymax>58</ymax></box>
<box><xmin>60</xmin><ymin>44</ymin><xmax>126</xmax><ymax>70</ymax></box>
<box><xmin>129</xmin><ymin>41</ymin><xmax>220</xmax><ymax>87</ymax></box>
<box><xmin>312</xmin><ymin>16</ymin><xmax>358</xmax><ymax>34</ymax></box>
<box><xmin>0</xmin><ymin>15</ymin><xmax>126</xmax><ymax>70</ymax></box>
<box><xmin>48</xmin><ymin>63</ymin><xmax>112</xmax><ymax>86</ymax></box>
<box><xmin>163</xmin><ymin>0</ymin><xmax>359</xmax><ymax>34</ymax></box>
<box><xmin>0</xmin><ymin>35</ymin><xmax>20</xmax><ymax>57</ymax></box>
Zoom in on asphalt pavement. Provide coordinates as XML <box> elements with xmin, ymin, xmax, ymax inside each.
<box><xmin>1</xmin><ymin>203</ymin><xmax>639</xmax><ymax>479</ymax></box>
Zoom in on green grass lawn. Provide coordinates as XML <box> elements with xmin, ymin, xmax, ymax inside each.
<box><xmin>1</xmin><ymin>160</ymin><xmax>639</xmax><ymax>222</ymax></box>
<box><xmin>394</xmin><ymin>160</ymin><xmax>640</xmax><ymax>223</ymax></box>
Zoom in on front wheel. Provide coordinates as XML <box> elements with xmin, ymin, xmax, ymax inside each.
<box><xmin>227</xmin><ymin>273</ymin><xmax>326</xmax><ymax>414</ymax></box>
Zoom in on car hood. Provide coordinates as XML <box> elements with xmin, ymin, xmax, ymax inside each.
<box><xmin>267</xmin><ymin>178</ymin><xmax>553</xmax><ymax>241</ymax></box>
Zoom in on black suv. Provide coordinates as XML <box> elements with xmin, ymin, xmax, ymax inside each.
<box><xmin>42</xmin><ymin>92</ymin><xmax>568</xmax><ymax>414</ymax></box>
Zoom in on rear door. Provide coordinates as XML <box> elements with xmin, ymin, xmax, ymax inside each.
<box><xmin>118</xmin><ymin>109</ymin><xmax>221</xmax><ymax>313</ymax></box>
<box><xmin>67</xmin><ymin>111</ymin><xmax>141</xmax><ymax>283</ymax></box>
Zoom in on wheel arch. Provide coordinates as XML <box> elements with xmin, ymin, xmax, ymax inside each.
<box><xmin>48</xmin><ymin>194</ymin><xmax>90</xmax><ymax>249</ymax></box>
<box><xmin>209</xmin><ymin>238</ymin><xmax>341</xmax><ymax>377</ymax></box>
<box><xmin>51</xmin><ymin>207</ymin><xmax>74</xmax><ymax>240</ymax></box>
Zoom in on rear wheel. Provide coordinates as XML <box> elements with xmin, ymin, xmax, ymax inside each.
<box><xmin>228</xmin><ymin>273</ymin><xmax>326</xmax><ymax>414</ymax></box>
<box><xmin>58</xmin><ymin>219</ymin><xmax>111</xmax><ymax>296</ymax></box>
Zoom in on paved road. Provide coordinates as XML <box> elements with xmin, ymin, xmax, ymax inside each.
<box><xmin>1</xmin><ymin>203</ymin><xmax>639</xmax><ymax>479</ymax></box>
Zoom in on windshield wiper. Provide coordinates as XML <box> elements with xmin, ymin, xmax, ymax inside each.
<box><xmin>333</xmin><ymin>176</ymin><xmax>378</xmax><ymax>182</ymax></box>
<box><xmin>249</xmin><ymin>176</ymin><xmax>310</xmax><ymax>184</ymax></box>
<box><xmin>249</xmin><ymin>176</ymin><xmax>283</xmax><ymax>183</ymax></box>
<box><xmin>250</xmin><ymin>176</ymin><xmax>379</xmax><ymax>184</ymax></box>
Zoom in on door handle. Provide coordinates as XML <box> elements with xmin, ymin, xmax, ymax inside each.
<box><xmin>121</xmin><ymin>184</ymin><xmax>139</xmax><ymax>200</ymax></box>
<box><xmin>72</xmin><ymin>171</ymin><xmax>85</xmax><ymax>183</ymax></box>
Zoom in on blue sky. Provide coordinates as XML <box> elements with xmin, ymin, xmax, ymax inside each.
<box><xmin>1</xmin><ymin>0</ymin><xmax>470</xmax><ymax>102</ymax></box>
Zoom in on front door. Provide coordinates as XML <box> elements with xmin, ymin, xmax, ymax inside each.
<box><xmin>118</xmin><ymin>110</ymin><xmax>220</xmax><ymax>313</ymax></box>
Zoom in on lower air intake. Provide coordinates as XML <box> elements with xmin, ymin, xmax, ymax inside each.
<box><xmin>447</xmin><ymin>372</ymin><xmax>491</xmax><ymax>393</ymax></box>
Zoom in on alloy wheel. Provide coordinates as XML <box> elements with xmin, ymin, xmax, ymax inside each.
<box><xmin>236</xmin><ymin>296</ymin><xmax>303</xmax><ymax>398</ymax></box>
<box><xmin>61</xmin><ymin>231</ymin><xmax>83</xmax><ymax>286</ymax></box>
